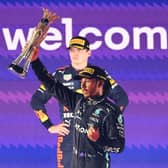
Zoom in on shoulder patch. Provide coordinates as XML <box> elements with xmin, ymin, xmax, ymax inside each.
<box><xmin>109</xmin><ymin>79</ymin><xmax>116</xmax><ymax>85</ymax></box>
<box><xmin>35</xmin><ymin>110</ymin><xmax>48</xmax><ymax>122</ymax></box>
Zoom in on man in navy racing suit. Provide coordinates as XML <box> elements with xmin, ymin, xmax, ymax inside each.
<box><xmin>30</xmin><ymin>36</ymin><xmax>128</xmax><ymax>168</ymax></box>
<box><xmin>31</xmin><ymin>52</ymin><xmax>125</xmax><ymax>168</ymax></box>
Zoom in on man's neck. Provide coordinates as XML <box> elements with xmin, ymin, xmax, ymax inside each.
<box><xmin>71</xmin><ymin>62</ymin><xmax>87</xmax><ymax>71</ymax></box>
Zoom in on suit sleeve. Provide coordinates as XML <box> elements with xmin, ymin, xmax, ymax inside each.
<box><xmin>31</xmin><ymin>58</ymin><xmax>81</xmax><ymax>112</ymax></box>
<box><xmin>108</xmin><ymin>82</ymin><xmax>129</xmax><ymax>110</ymax></box>
<box><xmin>30</xmin><ymin>84</ymin><xmax>53</xmax><ymax>129</ymax></box>
<box><xmin>103</xmin><ymin>111</ymin><xmax>125</xmax><ymax>153</ymax></box>
<box><xmin>104</xmin><ymin>71</ymin><xmax>129</xmax><ymax>112</ymax></box>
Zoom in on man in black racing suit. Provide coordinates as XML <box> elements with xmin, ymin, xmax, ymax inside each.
<box><xmin>30</xmin><ymin>36</ymin><xmax>128</xmax><ymax>168</ymax></box>
<box><xmin>31</xmin><ymin>54</ymin><xmax>125</xmax><ymax>168</ymax></box>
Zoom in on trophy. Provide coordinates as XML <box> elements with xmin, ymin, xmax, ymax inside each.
<box><xmin>8</xmin><ymin>8</ymin><xmax>59</xmax><ymax>78</ymax></box>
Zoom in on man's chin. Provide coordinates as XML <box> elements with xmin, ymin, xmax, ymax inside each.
<box><xmin>83</xmin><ymin>93</ymin><xmax>89</xmax><ymax>98</ymax></box>
<box><xmin>82</xmin><ymin>89</ymin><xmax>90</xmax><ymax>97</ymax></box>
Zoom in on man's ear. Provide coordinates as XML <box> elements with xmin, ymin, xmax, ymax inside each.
<box><xmin>88</xmin><ymin>50</ymin><xmax>92</xmax><ymax>57</ymax></box>
<box><xmin>97</xmin><ymin>80</ymin><xmax>104</xmax><ymax>87</ymax></box>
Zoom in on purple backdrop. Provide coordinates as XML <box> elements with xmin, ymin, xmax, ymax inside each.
<box><xmin>0</xmin><ymin>2</ymin><xmax>168</xmax><ymax>168</ymax></box>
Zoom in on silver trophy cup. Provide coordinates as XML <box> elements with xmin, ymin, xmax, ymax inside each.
<box><xmin>8</xmin><ymin>8</ymin><xmax>59</xmax><ymax>78</ymax></box>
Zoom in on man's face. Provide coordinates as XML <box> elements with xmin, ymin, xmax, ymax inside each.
<box><xmin>81</xmin><ymin>78</ymin><xmax>102</xmax><ymax>97</ymax></box>
<box><xmin>69</xmin><ymin>47</ymin><xmax>91</xmax><ymax>65</ymax></box>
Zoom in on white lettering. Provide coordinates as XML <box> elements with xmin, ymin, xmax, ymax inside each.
<box><xmin>41</xmin><ymin>27</ymin><xmax>62</xmax><ymax>50</ymax></box>
<box><xmin>2</xmin><ymin>28</ymin><xmax>27</xmax><ymax>50</ymax></box>
<box><xmin>62</xmin><ymin>18</ymin><xmax>73</xmax><ymax>47</ymax></box>
<box><xmin>79</xmin><ymin>27</ymin><xmax>102</xmax><ymax>50</ymax></box>
<box><xmin>105</xmin><ymin>27</ymin><xmax>130</xmax><ymax>50</ymax></box>
<box><xmin>2</xmin><ymin>18</ymin><xmax>168</xmax><ymax>51</ymax></box>
<box><xmin>133</xmin><ymin>26</ymin><xmax>167</xmax><ymax>49</ymax></box>
<box><xmin>75</xmin><ymin>123</ymin><xmax>87</xmax><ymax>134</ymax></box>
<box><xmin>63</xmin><ymin>112</ymin><xmax>74</xmax><ymax>118</ymax></box>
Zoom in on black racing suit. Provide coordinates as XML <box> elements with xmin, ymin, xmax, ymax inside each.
<box><xmin>31</xmin><ymin>59</ymin><xmax>125</xmax><ymax>168</ymax></box>
<box><xmin>30</xmin><ymin>63</ymin><xmax>128</xmax><ymax>168</ymax></box>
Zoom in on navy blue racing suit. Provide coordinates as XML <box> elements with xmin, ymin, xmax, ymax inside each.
<box><xmin>30</xmin><ymin>61</ymin><xmax>128</xmax><ymax>168</ymax></box>
<box><xmin>31</xmin><ymin>65</ymin><xmax>81</xmax><ymax>167</ymax></box>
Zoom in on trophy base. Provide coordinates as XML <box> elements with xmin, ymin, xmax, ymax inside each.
<box><xmin>8</xmin><ymin>64</ymin><xmax>26</xmax><ymax>78</ymax></box>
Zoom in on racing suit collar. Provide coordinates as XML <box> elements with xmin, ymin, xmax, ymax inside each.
<box><xmin>70</xmin><ymin>63</ymin><xmax>92</xmax><ymax>73</ymax></box>
<box><xmin>86</xmin><ymin>96</ymin><xmax>105</xmax><ymax>105</ymax></box>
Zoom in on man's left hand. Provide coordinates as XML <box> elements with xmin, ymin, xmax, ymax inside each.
<box><xmin>87</xmin><ymin>127</ymin><xmax>100</xmax><ymax>142</ymax></box>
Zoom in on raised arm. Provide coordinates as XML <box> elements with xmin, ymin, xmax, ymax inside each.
<box><xmin>30</xmin><ymin>47</ymin><xmax>84</xmax><ymax>115</ymax></box>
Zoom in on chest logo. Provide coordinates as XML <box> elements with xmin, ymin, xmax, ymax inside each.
<box><xmin>63</xmin><ymin>74</ymin><xmax>72</xmax><ymax>81</ymax></box>
<box><xmin>117</xmin><ymin>114</ymin><xmax>123</xmax><ymax>124</ymax></box>
<box><xmin>94</xmin><ymin>108</ymin><xmax>103</xmax><ymax>116</ymax></box>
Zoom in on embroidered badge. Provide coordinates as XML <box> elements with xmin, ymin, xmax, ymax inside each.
<box><xmin>117</xmin><ymin>114</ymin><xmax>123</xmax><ymax>124</ymax></box>
<box><xmin>63</xmin><ymin>74</ymin><xmax>72</xmax><ymax>81</ymax></box>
